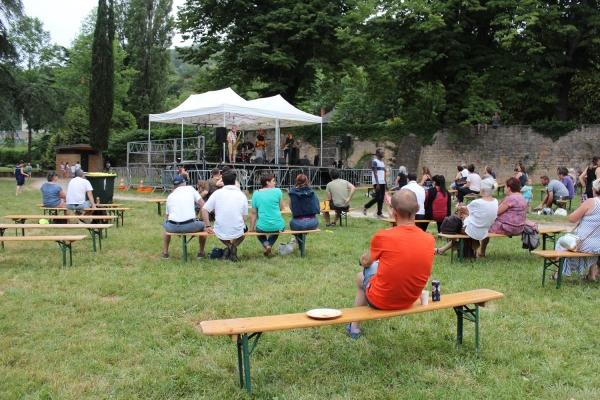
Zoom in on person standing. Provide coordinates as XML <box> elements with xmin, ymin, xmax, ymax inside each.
<box><xmin>26</xmin><ymin>163</ymin><xmax>32</xmax><ymax>175</ymax></box>
<box><xmin>346</xmin><ymin>190</ymin><xmax>435</xmax><ymax>339</ymax></box>
<box><xmin>250</xmin><ymin>173</ymin><xmax>285</xmax><ymax>257</ymax></box>
<box><xmin>40</xmin><ymin>172</ymin><xmax>69</xmax><ymax>215</ymax></box>
<box><xmin>65</xmin><ymin>162</ymin><xmax>70</xmax><ymax>179</ymax></box>
<box><xmin>70</xmin><ymin>163</ymin><xmax>77</xmax><ymax>178</ymax></box>
<box><xmin>227</xmin><ymin>125</ymin><xmax>238</xmax><ymax>163</ymax></box>
<box><xmin>362</xmin><ymin>148</ymin><xmax>386</xmax><ymax>218</ymax></box>
<box><xmin>60</xmin><ymin>162</ymin><xmax>66</xmax><ymax>179</ymax></box>
<box><xmin>14</xmin><ymin>160</ymin><xmax>30</xmax><ymax>196</ymax></box>
<box><xmin>162</xmin><ymin>175</ymin><xmax>207</xmax><ymax>259</ymax></box>
<box><xmin>282</xmin><ymin>132</ymin><xmax>295</xmax><ymax>165</ymax></box>
<box><xmin>202</xmin><ymin>170</ymin><xmax>248</xmax><ymax>262</ymax></box>
<box><xmin>255</xmin><ymin>128</ymin><xmax>268</xmax><ymax>160</ymax></box>
<box><xmin>579</xmin><ymin>156</ymin><xmax>600</xmax><ymax>200</ymax></box>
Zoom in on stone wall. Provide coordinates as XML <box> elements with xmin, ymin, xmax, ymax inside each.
<box><xmin>420</xmin><ymin>125</ymin><xmax>599</xmax><ymax>182</ymax></box>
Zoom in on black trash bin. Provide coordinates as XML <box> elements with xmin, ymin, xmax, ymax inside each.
<box><xmin>85</xmin><ymin>173</ymin><xmax>117</xmax><ymax>204</ymax></box>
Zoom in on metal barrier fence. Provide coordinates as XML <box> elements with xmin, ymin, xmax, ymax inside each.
<box><xmin>109</xmin><ymin>166</ymin><xmax>378</xmax><ymax>192</ymax></box>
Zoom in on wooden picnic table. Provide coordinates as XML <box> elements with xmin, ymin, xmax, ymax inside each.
<box><xmin>4</xmin><ymin>215</ymin><xmax>119</xmax><ymax>232</ymax></box>
<box><xmin>0</xmin><ymin>235</ymin><xmax>88</xmax><ymax>267</ymax></box>
<box><xmin>38</xmin><ymin>208</ymin><xmax>133</xmax><ymax>227</ymax></box>
<box><xmin>148</xmin><ymin>198</ymin><xmax>167</xmax><ymax>215</ymax></box>
<box><xmin>531</xmin><ymin>249</ymin><xmax>599</xmax><ymax>289</ymax></box>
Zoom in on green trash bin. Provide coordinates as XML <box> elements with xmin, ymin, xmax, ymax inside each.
<box><xmin>85</xmin><ymin>173</ymin><xmax>117</xmax><ymax>204</ymax></box>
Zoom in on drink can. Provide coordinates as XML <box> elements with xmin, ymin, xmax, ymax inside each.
<box><xmin>432</xmin><ymin>280</ymin><xmax>441</xmax><ymax>301</ymax></box>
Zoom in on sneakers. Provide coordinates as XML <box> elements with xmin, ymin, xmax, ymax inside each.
<box><xmin>230</xmin><ymin>245</ymin><xmax>239</xmax><ymax>262</ymax></box>
<box><xmin>373</xmin><ymin>213</ymin><xmax>383</xmax><ymax>219</ymax></box>
<box><xmin>197</xmin><ymin>252</ymin><xmax>205</xmax><ymax>259</ymax></box>
<box><xmin>346</xmin><ymin>324</ymin><xmax>362</xmax><ymax>339</ymax></box>
<box><xmin>362</xmin><ymin>206</ymin><xmax>367</xmax><ymax>216</ymax></box>
<box><xmin>162</xmin><ymin>253</ymin><xmax>169</xmax><ymax>259</ymax></box>
<box><xmin>222</xmin><ymin>247</ymin><xmax>230</xmax><ymax>260</ymax></box>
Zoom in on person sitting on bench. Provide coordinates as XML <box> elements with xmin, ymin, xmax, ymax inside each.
<box><xmin>533</xmin><ymin>175</ymin><xmax>569</xmax><ymax>211</ymax></box>
<box><xmin>347</xmin><ymin>190</ymin><xmax>435</xmax><ymax>339</ymax></box>
<box><xmin>41</xmin><ymin>172</ymin><xmax>70</xmax><ymax>216</ymax></box>
<box><xmin>202</xmin><ymin>170</ymin><xmax>248</xmax><ymax>262</ymax></box>
<box><xmin>323</xmin><ymin>168</ymin><xmax>355</xmax><ymax>226</ymax></box>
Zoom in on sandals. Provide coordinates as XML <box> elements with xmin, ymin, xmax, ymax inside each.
<box><xmin>583</xmin><ymin>275</ymin><xmax>596</xmax><ymax>282</ymax></box>
<box><xmin>346</xmin><ymin>324</ymin><xmax>362</xmax><ymax>339</ymax></box>
<box><xmin>549</xmin><ymin>272</ymin><xmax>558</xmax><ymax>281</ymax></box>
<box><xmin>434</xmin><ymin>248</ymin><xmax>444</xmax><ymax>256</ymax></box>
<box><xmin>325</xmin><ymin>223</ymin><xmax>335</xmax><ymax>227</ymax></box>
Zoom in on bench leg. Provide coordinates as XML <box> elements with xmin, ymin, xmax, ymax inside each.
<box><xmin>459</xmin><ymin>238</ymin><xmax>464</xmax><ymax>264</ymax></box>
<box><xmin>296</xmin><ymin>233</ymin><xmax>307</xmax><ymax>258</ymax></box>
<box><xmin>541</xmin><ymin>257</ymin><xmax>563</xmax><ymax>289</ymax></box>
<box><xmin>157</xmin><ymin>203</ymin><xmax>162</xmax><ymax>216</ymax></box>
<box><xmin>454</xmin><ymin>304</ymin><xmax>480</xmax><ymax>355</ymax></box>
<box><xmin>55</xmin><ymin>240</ymin><xmax>73</xmax><ymax>267</ymax></box>
<box><xmin>542</xmin><ymin>232</ymin><xmax>558</xmax><ymax>250</ymax></box>
<box><xmin>86</xmin><ymin>228</ymin><xmax>97</xmax><ymax>252</ymax></box>
<box><xmin>236</xmin><ymin>332</ymin><xmax>262</xmax><ymax>394</ymax></box>
<box><xmin>0</xmin><ymin>228</ymin><xmax>4</xmax><ymax>249</ymax></box>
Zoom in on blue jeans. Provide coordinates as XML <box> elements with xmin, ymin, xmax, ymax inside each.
<box><xmin>67</xmin><ymin>200</ymin><xmax>91</xmax><ymax>211</ymax></box>
<box><xmin>256</xmin><ymin>227</ymin><xmax>282</xmax><ymax>248</ymax></box>
<box><xmin>163</xmin><ymin>219</ymin><xmax>205</xmax><ymax>233</ymax></box>
<box><xmin>362</xmin><ymin>261</ymin><xmax>381</xmax><ymax>309</ymax></box>
<box><xmin>289</xmin><ymin>217</ymin><xmax>319</xmax><ymax>242</ymax></box>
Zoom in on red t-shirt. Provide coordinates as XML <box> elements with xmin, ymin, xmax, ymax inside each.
<box><xmin>365</xmin><ymin>225</ymin><xmax>435</xmax><ymax>310</ymax></box>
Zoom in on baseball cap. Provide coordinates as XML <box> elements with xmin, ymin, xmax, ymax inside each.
<box><xmin>173</xmin><ymin>175</ymin><xmax>186</xmax><ymax>185</ymax></box>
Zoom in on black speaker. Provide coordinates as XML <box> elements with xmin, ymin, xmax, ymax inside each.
<box><xmin>313</xmin><ymin>155</ymin><xmax>320</xmax><ymax>166</ymax></box>
<box><xmin>253</xmin><ymin>157</ymin><xmax>263</xmax><ymax>164</ymax></box>
<box><xmin>291</xmin><ymin>148</ymin><xmax>300</xmax><ymax>165</ymax></box>
<box><xmin>278</xmin><ymin>158</ymin><xmax>286</xmax><ymax>165</ymax></box>
<box><xmin>215</xmin><ymin>127</ymin><xmax>227</xmax><ymax>144</ymax></box>
<box><xmin>342</xmin><ymin>135</ymin><xmax>351</xmax><ymax>149</ymax></box>
<box><xmin>300</xmin><ymin>158</ymin><xmax>310</xmax><ymax>166</ymax></box>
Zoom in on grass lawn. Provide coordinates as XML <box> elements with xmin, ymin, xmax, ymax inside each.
<box><xmin>0</xmin><ymin>177</ymin><xmax>598</xmax><ymax>399</ymax></box>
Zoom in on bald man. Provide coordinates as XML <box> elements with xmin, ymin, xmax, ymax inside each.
<box><xmin>347</xmin><ymin>190</ymin><xmax>435</xmax><ymax>339</ymax></box>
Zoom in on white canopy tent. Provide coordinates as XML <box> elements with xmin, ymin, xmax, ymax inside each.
<box><xmin>148</xmin><ymin>88</ymin><xmax>323</xmax><ymax>165</ymax></box>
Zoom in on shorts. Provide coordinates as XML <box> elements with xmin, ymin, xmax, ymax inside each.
<box><xmin>362</xmin><ymin>261</ymin><xmax>381</xmax><ymax>309</ymax></box>
<box><xmin>67</xmin><ymin>200</ymin><xmax>91</xmax><ymax>211</ymax></box>
<box><xmin>228</xmin><ymin>142</ymin><xmax>236</xmax><ymax>155</ymax></box>
<box><xmin>524</xmin><ymin>197</ymin><xmax>532</xmax><ymax>203</ymax></box>
<box><xmin>163</xmin><ymin>219</ymin><xmax>205</xmax><ymax>234</ymax></box>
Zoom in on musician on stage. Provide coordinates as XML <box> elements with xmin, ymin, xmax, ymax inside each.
<box><xmin>255</xmin><ymin>129</ymin><xmax>268</xmax><ymax>160</ymax></box>
<box><xmin>283</xmin><ymin>132</ymin><xmax>295</xmax><ymax>165</ymax></box>
<box><xmin>227</xmin><ymin>125</ymin><xmax>238</xmax><ymax>163</ymax></box>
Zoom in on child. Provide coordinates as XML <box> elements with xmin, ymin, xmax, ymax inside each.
<box><xmin>521</xmin><ymin>178</ymin><xmax>533</xmax><ymax>213</ymax></box>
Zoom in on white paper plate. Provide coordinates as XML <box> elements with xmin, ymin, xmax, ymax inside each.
<box><xmin>306</xmin><ymin>308</ymin><xmax>342</xmax><ymax>319</ymax></box>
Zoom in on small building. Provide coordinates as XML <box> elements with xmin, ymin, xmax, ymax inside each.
<box><xmin>54</xmin><ymin>144</ymin><xmax>102</xmax><ymax>172</ymax></box>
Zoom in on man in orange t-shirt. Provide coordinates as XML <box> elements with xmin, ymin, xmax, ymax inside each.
<box><xmin>347</xmin><ymin>190</ymin><xmax>435</xmax><ymax>339</ymax></box>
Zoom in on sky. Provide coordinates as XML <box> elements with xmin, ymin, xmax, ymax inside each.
<box><xmin>20</xmin><ymin>0</ymin><xmax>188</xmax><ymax>48</ymax></box>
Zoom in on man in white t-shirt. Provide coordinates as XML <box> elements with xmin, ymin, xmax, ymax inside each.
<box><xmin>362</xmin><ymin>148</ymin><xmax>386</xmax><ymax>218</ymax></box>
<box><xmin>401</xmin><ymin>172</ymin><xmax>427</xmax><ymax>230</ymax></box>
<box><xmin>457</xmin><ymin>164</ymin><xmax>481</xmax><ymax>202</ymax></box>
<box><xmin>162</xmin><ymin>175</ymin><xmax>206</xmax><ymax>259</ymax></box>
<box><xmin>66</xmin><ymin>169</ymin><xmax>96</xmax><ymax>217</ymax></box>
<box><xmin>202</xmin><ymin>170</ymin><xmax>248</xmax><ymax>262</ymax></box>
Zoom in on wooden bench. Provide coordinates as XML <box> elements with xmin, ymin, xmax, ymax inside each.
<box><xmin>0</xmin><ymin>235</ymin><xmax>88</xmax><ymax>267</ymax></box>
<box><xmin>38</xmin><ymin>207</ymin><xmax>132</xmax><ymax>227</ymax></box>
<box><xmin>322</xmin><ymin>207</ymin><xmax>355</xmax><ymax>227</ymax></box>
<box><xmin>464</xmin><ymin>194</ymin><xmax>481</xmax><ymax>203</ymax></box>
<box><xmin>438</xmin><ymin>227</ymin><xmax>566</xmax><ymax>263</ymax></box>
<box><xmin>147</xmin><ymin>198</ymin><xmax>167</xmax><ymax>216</ymax></box>
<box><xmin>0</xmin><ymin>223</ymin><xmax>113</xmax><ymax>252</ymax></box>
<box><xmin>37</xmin><ymin>203</ymin><xmax>123</xmax><ymax>209</ymax></box>
<box><xmin>555</xmin><ymin>199</ymin><xmax>572</xmax><ymax>211</ymax></box>
<box><xmin>531</xmin><ymin>250</ymin><xmax>599</xmax><ymax>289</ymax></box>
<box><xmin>199</xmin><ymin>288</ymin><xmax>504</xmax><ymax>393</ymax></box>
<box><xmin>165</xmin><ymin>229</ymin><xmax>321</xmax><ymax>261</ymax></box>
<box><xmin>5</xmin><ymin>215</ymin><xmax>118</xmax><ymax>229</ymax></box>
<box><xmin>497</xmin><ymin>184</ymin><xmax>505</xmax><ymax>196</ymax></box>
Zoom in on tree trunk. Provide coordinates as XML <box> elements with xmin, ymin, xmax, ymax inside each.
<box><xmin>554</xmin><ymin>75</ymin><xmax>572</xmax><ymax>121</ymax></box>
<box><xmin>27</xmin><ymin>127</ymin><xmax>32</xmax><ymax>162</ymax></box>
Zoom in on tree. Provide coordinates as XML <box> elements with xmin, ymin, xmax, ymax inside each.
<box><xmin>120</xmin><ymin>0</ymin><xmax>174</xmax><ymax>128</ymax></box>
<box><xmin>177</xmin><ymin>0</ymin><xmax>352</xmax><ymax>104</ymax></box>
<box><xmin>89</xmin><ymin>0</ymin><xmax>115</xmax><ymax>168</ymax></box>
<box><xmin>0</xmin><ymin>0</ymin><xmax>23</xmax><ymax>59</ymax></box>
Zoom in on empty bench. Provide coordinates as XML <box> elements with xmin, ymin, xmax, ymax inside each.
<box><xmin>438</xmin><ymin>227</ymin><xmax>566</xmax><ymax>263</ymax></box>
<box><xmin>165</xmin><ymin>229</ymin><xmax>321</xmax><ymax>261</ymax></box>
<box><xmin>531</xmin><ymin>250</ymin><xmax>599</xmax><ymax>289</ymax></box>
<box><xmin>0</xmin><ymin>223</ymin><xmax>113</xmax><ymax>252</ymax></box>
<box><xmin>199</xmin><ymin>288</ymin><xmax>504</xmax><ymax>393</ymax></box>
<box><xmin>38</xmin><ymin>207</ymin><xmax>132</xmax><ymax>227</ymax></box>
<box><xmin>0</xmin><ymin>235</ymin><xmax>88</xmax><ymax>267</ymax></box>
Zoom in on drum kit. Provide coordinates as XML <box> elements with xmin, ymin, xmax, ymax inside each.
<box><xmin>239</xmin><ymin>141</ymin><xmax>255</xmax><ymax>163</ymax></box>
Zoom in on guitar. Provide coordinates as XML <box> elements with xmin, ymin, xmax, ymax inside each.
<box><xmin>255</xmin><ymin>139</ymin><xmax>273</xmax><ymax>150</ymax></box>
<box><xmin>282</xmin><ymin>140</ymin><xmax>295</xmax><ymax>150</ymax></box>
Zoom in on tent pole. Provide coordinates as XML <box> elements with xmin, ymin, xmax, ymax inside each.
<box><xmin>275</xmin><ymin>119</ymin><xmax>280</xmax><ymax>162</ymax></box>
<box><xmin>320</xmin><ymin>123</ymin><xmax>323</xmax><ymax>167</ymax></box>
<box><xmin>181</xmin><ymin>119</ymin><xmax>184</xmax><ymax>163</ymax></box>
<box><xmin>147</xmin><ymin>122</ymin><xmax>151</xmax><ymax>169</ymax></box>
